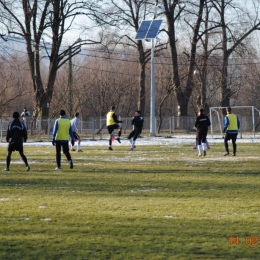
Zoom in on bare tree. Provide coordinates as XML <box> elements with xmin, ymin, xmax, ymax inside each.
<box><xmin>85</xmin><ymin>0</ymin><xmax>168</xmax><ymax>116</ymax></box>
<box><xmin>0</xmin><ymin>54</ymin><xmax>31</xmax><ymax>116</ymax></box>
<box><xmin>209</xmin><ymin>0</ymin><xmax>260</xmax><ymax>113</ymax></box>
<box><xmin>159</xmin><ymin>0</ymin><xmax>206</xmax><ymax>117</ymax></box>
<box><xmin>77</xmin><ymin>49</ymin><xmax>138</xmax><ymax>117</ymax></box>
<box><xmin>0</xmin><ymin>0</ymin><xmax>100</xmax><ymax>119</ymax></box>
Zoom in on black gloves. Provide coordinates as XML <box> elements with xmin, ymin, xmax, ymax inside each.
<box><xmin>52</xmin><ymin>140</ymin><xmax>56</xmax><ymax>146</ymax></box>
<box><xmin>71</xmin><ymin>139</ymin><xmax>75</xmax><ymax>146</ymax></box>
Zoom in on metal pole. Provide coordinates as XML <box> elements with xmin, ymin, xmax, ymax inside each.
<box><xmin>240</xmin><ymin>117</ymin><xmax>242</xmax><ymax>139</ymax></box>
<box><xmin>47</xmin><ymin>118</ymin><xmax>50</xmax><ymax>142</ymax></box>
<box><xmin>210</xmin><ymin>108</ymin><xmax>213</xmax><ymax>138</ymax></box>
<box><xmin>0</xmin><ymin>118</ymin><xmax>2</xmax><ymax>142</ymax></box>
<box><xmin>68</xmin><ymin>47</ymin><xmax>73</xmax><ymax>118</ymax></box>
<box><xmin>47</xmin><ymin>103</ymin><xmax>50</xmax><ymax>141</ymax></box>
<box><xmin>252</xmin><ymin>106</ymin><xmax>255</xmax><ymax>138</ymax></box>
<box><xmin>150</xmin><ymin>39</ymin><xmax>156</xmax><ymax>136</ymax></box>
<box><xmin>92</xmin><ymin>118</ymin><xmax>95</xmax><ymax>140</ymax></box>
<box><xmin>169</xmin><ymin>117</ymin><xmax>171</xmax><ymax>134</ymax></box>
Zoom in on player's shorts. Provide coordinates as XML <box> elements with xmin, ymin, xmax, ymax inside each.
<box><xmin>73</xmin><ymin>132</ymin><xmax>80</xmax><ymax>141</ymax></box>
<box><xmin>8</xmin><ymin>143</ymin><xmax>24</xmax><ymax>153</ymax></box>
<box><xmin>225</xmin><ymin>133</ymin><xmax>237</xmax><ymax>142</ymax></box>
<box><xmin>107</xmin><ymin>124</ymin><xmax>121</xmax><ymax>135</ymax></box>
<box><xmin>196</xmin><ymin>129</ymin><xmax>208</xmax><ymax>144</ymax></box>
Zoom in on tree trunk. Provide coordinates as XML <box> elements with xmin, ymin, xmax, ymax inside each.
<box><xmin>220</xmin><ymin>0</ymin><xmax>230</xmax><ymax>115</ymax></box>
<box><xmin>221</xmin><ymin>54</ymin><xmax>230</xmax><ymax>112</ymax></box>
<box><xmin>164</xmin><ymin>0</ymin><xmax>205</xmax><ymax>116</ymax></box>
<box><xmin>157</xmin><ymin>90</ymin><xmax>172</xmax><ymax>134</ymax></box>
<box><xmin>137</xmin><ymin>41</ymin><xmax>146</xmax><ymax>115</ymax></box>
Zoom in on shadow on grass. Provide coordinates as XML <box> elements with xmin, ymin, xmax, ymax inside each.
<box><xmin>1</xmin><ymin>167</ymin><xmax>260</xmax><ymax>199</ymax></box>
<box><xmin>0</xmin><ymin>216</ymin><xmax>259</xmax><ymax>259</ymax></box>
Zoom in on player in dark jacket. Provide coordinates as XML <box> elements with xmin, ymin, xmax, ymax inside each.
<box><xmin>127</xmin><ymin>110</ymin><xmax>144</xmax><ymax>151</ymax></box>
<box><xmin>194</xmin><ymin>108</ymin><xmax>211</xmax><ymax>156</ymax></box>
<box><xmin>4</xmin><ymin>112</ymin><xmax>30</xmax><ymax>171</ymax></box>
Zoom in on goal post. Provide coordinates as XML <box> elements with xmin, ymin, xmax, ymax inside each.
<box><xmin>209</xmin><ymin>106</ymin><xmax>260</xmax><ymax>138</ymax></box>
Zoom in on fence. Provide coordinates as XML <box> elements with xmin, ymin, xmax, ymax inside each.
<box><xmin>0</xmin><ymin>115</ymin><xmax>259</xmax><ymax>141</ymax></box>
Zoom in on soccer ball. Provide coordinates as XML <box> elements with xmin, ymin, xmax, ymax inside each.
<box><xmin>193</xmin><ymin>69</ymin><xmax>200</xmax><ymax>75</ymax></box>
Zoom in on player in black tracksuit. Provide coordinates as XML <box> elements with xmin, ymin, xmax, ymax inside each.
<box><xmin>127</xmin><ymin>111</ymin><xmax>144</xmax><ymax>151</ymax></box>
<box><xmin>194</xmin><ymin>108</ymin><xmax>210</xmax><ymax>156</ymax></box>
<box><xmin>5</xmin><ymin>112</ymin><xmax>30</xmax><ymax>171</ymax></box>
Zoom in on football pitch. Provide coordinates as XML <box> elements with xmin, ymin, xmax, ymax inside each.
<box><xmin>0</xmin><ymin>142</ymin><xmax>260</xmax><ymax>259</ymax></box>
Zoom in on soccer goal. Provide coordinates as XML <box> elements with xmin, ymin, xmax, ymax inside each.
<box><xmin>209</xmin><ymin>106</ymin><xmax>260</xmax><ymax>138</ymax></box>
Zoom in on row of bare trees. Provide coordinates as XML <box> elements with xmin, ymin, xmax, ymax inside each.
<box><xmin>1</xmin><ymin>46</ymin><xmax>260</xmax><ymax>117</ymax></box>
<box><xmin>1</xmin><ymin>0</ymin><xmax>260</xmax><ymax>126</ymax></box>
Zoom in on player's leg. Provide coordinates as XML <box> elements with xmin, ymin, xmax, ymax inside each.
<box><xmin>128</xmin><ymin>131</ymin><xmax>135</xmax><ymax>145</ymax></box>
<box><xmin>5</xmin><ymin>145</ymin><xmax>13</xmax><ymax>171</ymax></box>
<box><xmin>193</xmin><ymin>134</ymin><xmax>198</xmax><ymax>149</ymax></box>
<box><xmin>206</xmin><ymin>139</ymin><xmax>210</xmax><ymax>150</ymax></box>
<box><xmin>107</xmin><ymin>126</ymin><xmax>113</xmax><ymax>150</ymax></box>
<box><xmin>75</xmin><ymin>133</ymin><xmax>82</xmax><ymax>152</ymax></box>
<box><xmin>62</xmin><ymin>142</ymin><xmax>73</xmax><ymax>169</ymax></box>
<box><xmin>25</xmin><ymin>118</ymin><xmax>28</xmax><ymax>130</ymax></box>
<box><xmin>130</xmin><ymin>131</ymin><xmax>140</xmax><ymax>151</ymax></box>
<box><xmin>193</xmin><ymin>138</ymin><xmax>197</xmax><ymax>149</ymax></box>
<box><xmin>231</xmin><ymin>134</ymin><xmax>237</xmax><ymax>156</ymax></box>
<box><xmin>18</xmin><ymin>146</ymin><xmax>30</xmax><ymax>171</ymax></box>
<box><xmin>197</xmin><ymin>132</ymin><xmax>202</xmax><ymax>156</ymax></box>
<box><xmin>224</xmin><ymin>134</ymin><xmax>229</xmax><ymax>156</ymax></box>
<box><xmin>55</xmin><ymin>141</ymin><xmax>62</xmax><ymax>169</ymax></box>
<box><xmin>201</xmin><ymin>131</ymin><xmax>207</xmax><ymax>156</ymax></box>
<box><xmin>71</xmin><ymin>132</ymin><xmax>76</xmax><ymax>151</ymax></box>
<box><xmin>116</xmin><ymin>125</ymin><xmax>122</xmax><ymax>143</ymax></box>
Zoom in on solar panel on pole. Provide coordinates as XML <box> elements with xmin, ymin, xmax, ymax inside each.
<box><xmin>135</xmin><ymin>20</ymin><xmax>152</xmax><ymax>40</ymax></box>
<box><xmin>135</xmin><ymin>19</ymin><xmax>162</xmax><ymax>40</ymax></box>
<box><xmin>135</xmin><ymin>19</ymin><xmax>163</xmax><ymax>136</ymax></box>
<box><xmin>146</xmin><ymin>20</ymin><xmax>162</xmax><ymax>39</ymax></box>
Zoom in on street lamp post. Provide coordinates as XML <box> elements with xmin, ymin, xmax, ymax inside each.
<box><xmin>150</xmin><ymin>2</ymin><xmax>164</xmax><ymax>136</ymax></box>
<box><xmin>68</xmin><ymin>46</ymin><xmax>73</xmax><ymax>118</ymax></box>
<box><xmin>47</xmin><ymin>102</ymin><xmax>50</xmax><ymax>141</ymax></box>
<box><xmin>67</xmin><ymin>38</ymin><xmax>81</xmax><ymax>118</ymax></box>
<box><xmin>135</xmin><ymin>4</ymin><xmax>163</xmax><ymax>136</ymax></box>
<box><xmin>150</xmin><ymin>39</ymin><xmax>156</xmax><ymax>136</ymax></box>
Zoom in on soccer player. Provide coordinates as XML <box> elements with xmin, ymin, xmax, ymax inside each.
<box><xmin>21</xmin><ymin>106</ymin><xmax>30</xmax><ymax>130</ymax></box>
<box><xmin>70</xmin><ymin>112</ymin><xmax>82</xmax><ymax>152</ymax></box>
<box><xmin>194</xmin><ymin>108</ymin><xmax>211</xmax><ymax>156</ymax></box>
<box><xmin>223</xmin><ymin>106</ymin><xmax>240</xmax><ymax>156</ymax></box>
<box><xmin>106</xmin><ymin>105</ymin><xmax>123</xmax><ymax>150</ymax></box>
<box><xmin>193</xmin><ymin>110</ymin><xmax>210</xmax><ymax>150</ymax></box>
<box><xmin>4</xmin><ymin>112</ymin><xmax>30</xmax><ymax>171</ymax></box>
<box><xmin>128</xmin><ymin>110</ymin><xmax>144</xmax><ymax>151</ymax></box>
<box><xmin>52</xmin><ymin>110</ymin><xmax>74</xmax><ymax>170</ymax></box>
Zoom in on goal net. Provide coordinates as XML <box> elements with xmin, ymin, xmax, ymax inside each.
<box><xmin>209</xmin><ymin>106</ymin><xmax>260</xmax><ymax>138</ymax></box>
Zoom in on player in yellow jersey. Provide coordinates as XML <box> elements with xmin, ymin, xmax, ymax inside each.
<box><xmin>223</xmin><ymin>106</ymin><xmax>240</xmax><ymax>156</ymax></box>
<box><xmin>52</xmin><ymin>110</ymin><xmax>74</xmax><ymax>170</ymax></box>
<box><xmin>106</xmin><ymin>105</ymin><xmax>123</xmax><ymax>150</ymax></box>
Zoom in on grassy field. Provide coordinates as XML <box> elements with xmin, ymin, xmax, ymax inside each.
<box><xmin>0</xmin><ymin>142</ymin><xmax>260</xmax><ymax>259</ymax></box>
